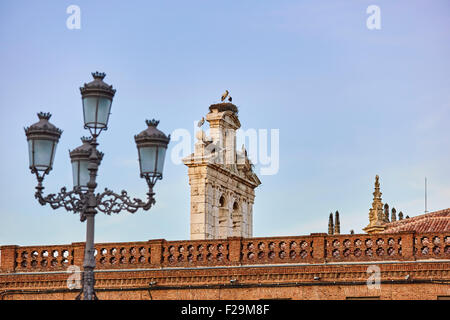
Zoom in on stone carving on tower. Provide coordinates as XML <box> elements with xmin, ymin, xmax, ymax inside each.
<box><xmin>183</xmin><ymin>94</ymin><xmax>261</xmax><ymax>240</ymax></box>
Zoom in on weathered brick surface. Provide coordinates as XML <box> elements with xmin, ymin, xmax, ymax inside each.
<box><xmin>1</xmin><ymin>231</ymin><xmax>449</xmax><ymax>300</ymax></box>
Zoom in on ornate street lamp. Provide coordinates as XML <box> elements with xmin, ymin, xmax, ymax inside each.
<box><xmin>25</xmin><ymin>72</ymin><xmax>170</xmax><ymax>300</ymax></box>
<box><xmin>25</xmin><ymin>112</ymin><xmax>63</xmax><ymax>179</ymax></box>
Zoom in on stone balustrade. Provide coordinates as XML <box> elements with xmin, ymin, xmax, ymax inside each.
<box><xmin>240</xmin><ymin>236</ymin><xmax>316</xmax><ymax>264</ymax></box>
<box><xmin>1</xmin><ymin>231</ymin><xmax>449</xmax><ymax>273</ymax></box>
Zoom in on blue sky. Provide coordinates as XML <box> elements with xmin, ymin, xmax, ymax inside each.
<box><xmin>1</xmin><ymin>0</ymin><xmax>449</xmax><ymax>246</ymax></box>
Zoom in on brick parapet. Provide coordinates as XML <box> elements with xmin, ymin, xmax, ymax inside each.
<box><xmin>1</xmin><ymin>231</ymin><xmax>448</xmax><ymax>274</ymax></box>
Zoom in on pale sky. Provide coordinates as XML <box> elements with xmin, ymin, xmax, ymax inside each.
<box><xmin>1</xmin><ymin>0</ymin><xmax>449</xmax><ymax>246</ymax></box>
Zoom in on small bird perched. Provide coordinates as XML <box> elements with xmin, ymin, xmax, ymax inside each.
<box><xmin>197</xmin><ymin>117</ymin><xmax>205</xmax><ymax>127</ymax></box>
<box><xmin>221</xmin><ymin>90</ymin><xmax>229</xmax><ymax>102</ymax></box>
<box><xmin>241</xmin><ymin>144</ymin><xmax>247</xmax><ymax>156</ymax></box>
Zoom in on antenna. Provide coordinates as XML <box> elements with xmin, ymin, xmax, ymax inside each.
<box><xmin>425</xmin><ymin>177</ymin><xmax>428</xmax><ymax>213</ymax></box>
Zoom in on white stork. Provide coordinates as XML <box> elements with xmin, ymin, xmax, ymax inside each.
<box><xmin>197</xmin><ymin>117</ymin><xmax>205</xmax><ymax>127</ymax></box>
<box><xmin>221</xmin><ymin>90</ymin><xmax>229</xmax><ymax>102</ymax></box>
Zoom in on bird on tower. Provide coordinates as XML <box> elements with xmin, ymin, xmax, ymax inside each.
<box><xmin>221</xmin><ymin>90</ymin><xmax>229</xmax><ymax>102</ymax></box>
<box><xmin>197</xmin><ymin>117</ymin><xmax>205</xmax><ymax>127</ymax></box>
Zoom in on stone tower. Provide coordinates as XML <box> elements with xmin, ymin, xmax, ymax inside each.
<box><xmin>183</xmin><ymin>101</ymin><xmax>261</xmax><ymax>240</ymax></box>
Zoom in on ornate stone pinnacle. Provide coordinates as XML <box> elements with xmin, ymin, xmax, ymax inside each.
<box><xmin>328</xmin><ymin>213</ymin><xmax>334</xmax><ymax>235</ymax></box>
<box><xmin>373</xmin><ymin>174</ymin><xmax>382</xmax><ymax>201</ymax></box>
<box><xmin>364</xmin><ymin>175</ymin><xmax>388</xmax><ymax>234</ymax></box>
<box><xmin>334</xmin><ymin>210</ymin><xmax>340</xmax><ymax>235</ymax></box>
<box><xmin>384</xmin><ymin>203</ymin><xmax>390</xmax><ymax>222</ymax></box>
<box><xmin>391</xmin><ymin>207</ymin><xmax>397</xmax><ymax>222</ymax></box>
<box><xmin>373</xmin><ymin>176</ymin><xmax>384</xmax><ymax>218</ymax></box>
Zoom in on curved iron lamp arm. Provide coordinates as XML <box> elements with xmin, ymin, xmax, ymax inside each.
<box><xmin>34</xmin><ymin>175</ymin><xmax>86</xmax><ymax>213</ymax></box>
<box><xmin>95</xmin><ymin>187</ymin><xmax>155</xmax><ymax>214</ymax></box>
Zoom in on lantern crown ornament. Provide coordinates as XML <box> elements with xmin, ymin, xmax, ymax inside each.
<box><xmin>69</xmin><ymin>136</ymin><xmax>104</xmax><ymax>162</ymax></box>
<box><xmin>24</xmin><ymin>112</ymin><xmax>63</xmax><ymax>176</ymax></box>
<box><xmin>135</xmin><ymin>119</ymin><xmax>171</xmax><ymax>144</ymax></box>
<box><xmin>24</xmin><ymin>112</ymin><xmax>63</xmax><ymax>137</ymax></box>
<box><xmin>79</xmin><ymin>72</ymin><xmax>116</xmax><ymax>97</ymax></box>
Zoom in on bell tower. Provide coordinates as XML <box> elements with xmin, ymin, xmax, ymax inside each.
<box><xmin>183</xmin><ymin>99</ymin><xmax>261</xmax><ymax>240</ymax></box>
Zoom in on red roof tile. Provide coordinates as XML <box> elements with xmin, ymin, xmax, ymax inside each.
<box><xmin>382</xmin><ymin>208</ymin><xmax>450</xmax><ymax>233</ymax></box>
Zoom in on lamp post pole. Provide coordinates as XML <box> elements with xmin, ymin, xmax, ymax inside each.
<box><xmin>81</xmin><ymin>137</ymin><xmax>100</xmax><ymax>300</ymax></box>
<box><xmin>25</xmin><ymin>72</ymin><xmax>171</xmax><ymax>300</ymax></box>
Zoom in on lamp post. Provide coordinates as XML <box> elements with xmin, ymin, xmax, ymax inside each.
<box><xmin>24</xmin><ymin>72</ymin><xmax>170</xmax><ymax>300</ymax></box>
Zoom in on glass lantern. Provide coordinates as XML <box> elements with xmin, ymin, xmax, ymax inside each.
<box><xmin>134</xmin><ymin>119</ymin><xmax>170</xmax><ymax>186</ymax></box>
<box><xmin>79</xmin><ymin>72</ymin><xmax>116</xmax><ymax>136</ymax></box>
<box><xmin>69</xmin><ymin>137</ymin><xmax>103</xmax><ymax>189</ymax></box>
<box><xmin>25</xmin><ymin>112</ymin><xmax>62</xmax><ymax>176</ymax></box>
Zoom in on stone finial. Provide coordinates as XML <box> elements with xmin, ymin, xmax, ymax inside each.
<box><xmin>371</xmin><ymin>175</ymin><xmax>384</xmax><ymax>223</ymax></box>
<box><xmin>391</xmin><ymin>207</ymin><xmax>397</xmax><ymax>222</ymax></box>
<box><xmin>398</xmin><ymin>211</ymin><xmax>404</xmax><ymax>220</ymax></box>
<box><xmin>363</xmin><ymin>175</ymin><xmax>388</xmax><ymax>234</ymax></box>
<box><xmin>334</xmin><ymin>211</ymin><xmax>340</xmax><ymax>235</ymax></box>
<box><xmin>384</xmin><ymin>203</ymin><xmax>390</xmax><ymax>223</ymax></box>
<box><xmin>328</xmin><ymin>213</ymin><xmax>334</xmax><ymax>235</ymax></box>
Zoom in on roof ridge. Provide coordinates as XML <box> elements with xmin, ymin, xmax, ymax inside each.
<box><xmin>386</xmin><ymin>208</ymin><xmax>450</xmax><ymax>227</ymax></box>
<box><xmin>382</xmin><ymin>208</ymin><xmax>450</xmax><ymax>233</ymax></box>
